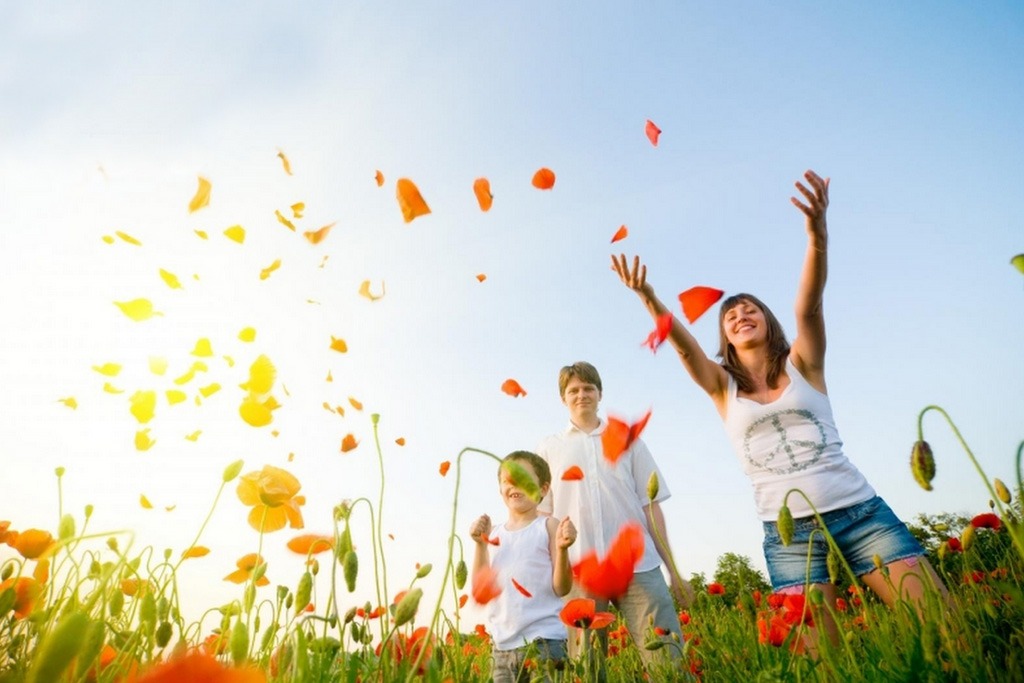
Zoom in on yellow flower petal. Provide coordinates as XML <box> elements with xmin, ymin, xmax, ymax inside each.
<box><xmin>185</xmin><ymin>430</ymin><xmax>202</xmax><ymax>441</ymax></box>
<box><xmin>92</xmin><ymin>362</ymin><xmax>122</xmax><ymax>377</ymax></box>
<box><xmin>223</xmin><ymin>355</ymin><xmax>235</xmax><ymax>367</ymax></box>
<box><xmin>240</xmin><ymin>395</ymin><xmax>273</xmax><ymax>427</ymax></box>
<box><xmin>166</xmin><ymin>390</ymin><xmax>186</xmax><ymax>405</ymax></box>
<box><xmin>241</xmin><ymin>355</ymin><xmax>275</xmax><ymax>394</ymax></box>
<box><xmin>330</xmin><ymin>337</ymin><xmax>347</xmax><ymax>353</ymax></box>
<box><xmin>159</xmin><ymin>269</ymin><xmax>182</xmax><ymax>289</ymax></box>
<box><xmin>129</xmin><ymin>390</ymin><xmax>156</xmax><ymax>424</ymax></box>
<box><xmin>291</xmin><ymin>202</ymin><xmax>305</xmax><ymax>218</ymax></box>
<box><xmin>58</xmin><ymin>397</ymin><xmax>78</xmax><ymax>409</ymax></box>
<box><xmin>194</xmin><ymin>230</ymin><xmax>208</xmax><ymax>240</ymax></box>
<box><xmin>319</xmin><ymin>255</ymin><xmax>329</xmax><ymax>269</ymax></box>
<box><xmin>191</xmin><ymin>338</ymin><xmax>213</xmax><ymax>357</ymax></box>
<box><xmin>358</xmin><ymin>280</ymin><xmax>385</xmax><ymax>301</ymax></box>
<box><xmin>140</xmin><ymin>494</ymin><xmax>153</xmax><ymax>509</ymax></box>
<box><xmin>238</xmin><ymin>327</ymin><xmax>256</xmax><ymax>343</ymax></box>
<box><xmin>303</xmin><ymin>223</ymin><xmax>334</xmax><ymax>245</ymax></box>
<box><xmin>181</xmin><ymin>546</ymin><xmax>209</xmax><ymax>560</ymax></box>
<box><xmin>188</xmin><ymin>176</ymin><xmax>211</xmax><ymax>213</ymax></box>
<box><xmin>116</xmin><ymin>231</ymin><xmax>142</xmax><ymax>246</ymax></box>
<box><xmin>149</xmin><ymin>357</ymin><xmax>168</xmax><ymax>375</ymax></box>
<box><xmin>102</xmin><ymin>235</ymin><xmax>115</xmax><ymax>244</ymax></box>
<box><xmin>102</xmin><ymin>382</ymin><xmax>123</xmax><ymax>394</ymax></box>
<box><xmin>277</xmin><ymin>149</ymin><xmax>293</xmax><ymax>175</ymax></box>
<box><xmin>260</xmin><ymin>262</ymin><xmax>280</xmax><ymax>282</ymax></box>
<box><xmin>348</xmin><ymin>397</ymin><xmax>363</xmax><ymax>411</ymax></box>
<box><xmin>275</xmin><ymin>210</ymin><xmax>295</xmax><ymax>232</ymax></box>
<box><xmin>114</xmin><ymin>298</ymin><xmax>162</xmax><ymax>322</ymax></box>
<box><xmin>135</xmin><ymin>429</ymin><xmax>156</xmax><ymax>451</ymax></box>
<box><xmin>325</xmin><ymin>370</ymin><xmax>333</xmax><ymax>382</ymax></box>
<box><xmin>199</xmin><ymin>383</ymin><xmax>221</xmax><ymax>398</ymax></box>
<box><xmin>335</xmin><ymin>405</ymin><xmax>345</xmax><ymax>417</ymax></box>
<box><xmin>173</xmin><ymin>369</ymin><xmax>196</xmax><ymax>386</ymax></box>
<box><xmin>224</xmin><ymin>225</ymin><xmax>246</xmax><ymax>244</ymax></box>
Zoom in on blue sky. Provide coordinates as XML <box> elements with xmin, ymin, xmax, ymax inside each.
<box><xmin>2</xmin><ymin>2</ymin><xmax>1022</xmax><ymax>627</ymax></box>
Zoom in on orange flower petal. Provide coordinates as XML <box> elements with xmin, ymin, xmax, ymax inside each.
<box><xmin>645</xmin><ymin>119</ymin><xmax>661</xmax><ymax>147</ymax></box>
<box><xmin>473</xmin><ymin>178</ymin><xmax>493</xmax><ymax>212</ymax></box>
<box><xmin>678</xmin><ymin>286</ymin><xmax>725</xmax><ymax>324</ymax></box>
<box><xmin>330</xmin><ymin>337</ymin><xmax>348</xmax><ymax>353</ymax></box>
<box><xmin>396</xmin><ymin>178</ymin><xmax>431</xmax><ymax>223</ymax></box>
<box><xmin>375</xmin><ymin>170</ymin><xmax>385</xmax><ymax>187</ymax></box>
<box><xmin>610</xmin><ymin>225</ymin><xmax>628</xmax><ymax>244</ymax></box>
<box><xmin>439</xmin><ymin>461</ymin><xmax>451</xmax><ymax>477</ymax></box>
<box><xmin>358</xmin><ymin>280</ymin><xmax>385</xmax><ymax>301</ymax></box>
<box><xmin>275</xmin><ymin>210</ymin><xmax>296</xmax><ymax>232</ymax></box>
<box><xmin>601</xmin><ymin>410</ymin><xmax>651</xmax><ymax>464</ymax></box>
<box><xmin>348</xmin><ymin>397</ymin><xmax>363</xmax><ymax>411</ymax></box>
<box><xmin>395</xmin><ymin>437</ymin><xmax>406</xmax><ymax>446</ymax></box>
<box><xmin>476</xmin><ymin>274</ymin><xmax>487</xmax><ymax>282</ymax></box>
<box><xmin>287</xmin><ymin>534</ymin><xmax>333</xmax><ymax>555</ymax></box>
<box><xmin>304</xmin><ymin>223</ymin><xmax>335</xmax><ymax>245</ymax></box>
<box><xmin>561</xmin><ymin>466</ymin><xmax>584</xmax><ymax>481</ymax></box>
<box><xmin>501</xmin><ymin>379</ymin><xmax>527</xmax><ymax>398</ymax></box>
<box><xmin>531</xmin><ymin>168</ymin><xmax>555</xmax><ymax>190</ymax></box>
<box><xmin>181</xmin><ymin>546</ymin><xmax>210</xmax><ymax>560</ymax></box>
<box><xmin>471</xmin><ymin>566</ymin><xmax>502</xmax><ymax>605</ymax></box>
<box><xmin>341</xmin><ymin>434</ymin><xmax>359</xmax><ymax>453</ymax></box>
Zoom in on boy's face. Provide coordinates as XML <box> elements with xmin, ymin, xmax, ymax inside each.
<box><xmin>500</xmin><ymin>460</ymin><xmax>548</xmax><ymax>513</ymax></box>
<box><xmin>561</xmin><ymin>376</ymin><xmax>601</xmax><ymax>424</ymax></box>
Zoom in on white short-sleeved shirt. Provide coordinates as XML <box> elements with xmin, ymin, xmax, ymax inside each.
<box><xmin>537</xmin><ymin>419</ymin><xmax>670</xmax><ymax>573</ymax></box>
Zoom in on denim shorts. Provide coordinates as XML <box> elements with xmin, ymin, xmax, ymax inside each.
<box><xmin>762</xmin><ymin>496</ymin><xmax>924</xmax><ymax>590</ymax></box>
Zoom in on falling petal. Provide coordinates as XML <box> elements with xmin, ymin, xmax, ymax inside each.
<box><xmin>287</xmin><ymin>535</ymin><xmax>333</xmax><ymax>555</ymax></box>
<box><xmin>238</xmin><ymin>327</ymin><xmax>256</xmax><ymax>342</ymax></box>
<box><xmin>375</xmin><ymin>170</ymin><xmax>385</xmax><ymax>187</ymax></box>
<box><xmin>185</xmin><ymin>430</ymin><xmax>202</xmax><ymax>441</ymax></box>
<box><xmin>166</xmin><ymin>390</ymin><xmax>186</xmax><ymax>405</ymax></box>
<box><xmin>511</xmin><ymin>577</ymin><xmax>533</xmax><ymax>598</ymax></box>
<box><xmin>358</xmin><ymin>280</ymin><xmax>385</xmax><ymax>301</ymax></box>
<box><xmin>439</xmin><ymin>461</ymin><xmax>451</xmax><ymax>477</ymax></box>
<box><xmin>188</xmin><ymin>176</ymin><xmax>211</xmax><ymax>213</ymax></box>
<box><xmin>164</xmin><ymin>505</ymin><xmax>176</xmax><ymax>512</ymax></box>
<box><xmin>239</xmin><ymin>395</ymin><xmax>275</xmax><ymax>427</ymax></box>
<box><xmin>223</xmin><ymin>225</ymin><xmax>246</xmax><ymax>244</ymax></box>
<box><xmin>194</xmin><ymin>230</ymin><xmax>208</xmax><ymax>240</ymax></box>
<box><xmin>102</xmin><ymin>382</ymin><xmax>124</xmax><ymax>394</ymax></box>
<box><xmin>330</xmin><ymin>337</ymin><xmax>348</xmax><ymax>353</ymax></box>
<box><xmin>140</xmin><ymin>495</ymin><xmax>153</xmax><ymax>509</ymax></box>
<box><xmin>135</xmin><ymin>429</ymin><xmax>156</xmax><ymax>451</ymax></box>
<box><xmin>291</xmin><ymin>202</ymin><xmax>305</xmax><ymax>218</ymax></box>
<box><xmin>159</xmin><ymin>268</ymin><xmax>182</xmax><ymax>289</ymax></box>
<box><xmin>335</xmin><ymin>405</ymin><xmax>345</xmax><ymax>416</ymax></box>
<box><xmin>476</xmin><ymin>274</ymin><xmax>487</xmax><ymax>282</ymax></box>
<box><xmin>321</xmin><ymin>402</ymin><xmax>335</xmax><ymax>413</ymax></box>
<box><xmin>57</xmin><ymin>397</ymin><xmax>78</xmax><ymax>409</ymax></box>
<box><xmin>319</xmin><ymin>255</ymin><xmax>329</xmax><ymax>269</ymax></box>
<box><xmin>223</xmin><ymin>355</ymin><xmax>235</xmax><ymax>368</ymax></box>
<box><xmin>561</xmin><ymin>465</ymin><xmax>585</xmax><ymax>481</ymax></box>
<box><xmin>348</xmin><ymin>397</ymin><xmax>363</xmax><ymax>411</ymax></box>
<box><xmin>472</xmin><ymin>566</ymin><xmax>502</xmax><ymax>605</ymax></box>
<box><xmin>396</xmin><ymin>178</ymin><xmax>431</xmax><ymax>223</ymax></box>
<box><xmin>341</xmin><ymin>434</ymin><xmax>358</xmax><ymax>452</ymax></box>
<box><xmin>395</xmin><ymin>437</ymin><xmax>406</xmax><ymax>446</ymax></box>
<box><xmin>325</xmin><ymin>370</ymin><xmax>333</xmax><ymax>382</ymax></box>
<box><xmin>531</xmin><ymin>168</ymin><xmax>556</xmax><ymax>190</ymax></box>
<box><xmin>102</xmin><ymin>235</ymin><xmax>115</xmax><ymax>244</ymax></box>
<box><xmin>192</xmin><ymin>338</ymin><xmax>213</xmax><ymax>357</ymax></box>
<box><xmin>241</xmin><ymin>354</ymin><xmax>276</xmax><ymax>394</ymax></box>
<box><xmin>275</xmin><ymin>210</ymin><xmax>296</xmax><ymax>232</ymax></box>
<box><xmin>610</xmin><ymin>225</ymin><xmax>629</xmax><ymax>244</ymax></box>
<box><xmin>678</xmin><ymin>286</ymin><xmax>725</xmax><ymax>324</ymax></box>
<box><xmin>501</xmin><ymin>379</ymin><xmax>527</xmax><ymax>398</ymax></box>
<box><xmin>304</xmin><ymin>223</ymin><xmax>335</xmax><ymax>245</ymax></box>
<box><xmin>473</xmin><ymin>178</ymin><xmax>493</xmax><ymax>212</ymax></box>
<box><xmin>149</xmin><ymin>357</ymin><xmax>168</xmax><ymax>375</ymax></box>
<box><xmin>1012</xmin><ymin>254</ymin><xmax>1024</xmax><ymax>274</ymax></box>
<box><xmin>199</xmin><ymin>383</ymin><xmax>221</xmax><ymax>398</ymax></box>
<box><xmin>114</xmin><ymin>298</ymin><xmax>162</xmax><ymax>322</ymax></box>
<box><xmin>277</xmin><ymin>149</ymin><xmax>293</xmax><ymax>175</ymax></box>
<box><xmin>115</xmin><ymin>231</ymin><xmax>142</xmax><ymax>246</ymax></box>
<box><xmin>92</xmin><ymin>362</ymin><xmax>122</xmax><ymax>377</ymax></box>
<box><xmin>601</xmin><ymin>410</ymin><xmax>652</xmax><ymax>464</ymax></box>
<box><xmin>645</xmin><ymin>119</ymin><xmax>662</xmax><ymax>147</ymax></box>
<box><xmin>130</xmin><ymin>390</ymin><xmax>157</xmax><ymax>424</ymax></box>
<box><xmin>642</xmin><ymin>312</ymin><xmax>674</xmax><ymax>353</ymax></box>
<box><xmin>173</xmin><ymin>368</ymin><xmax>196</xmax><ymax>385</ymax></box>
<box><xmin>181</xmin><ymin>546</ymin><xmax>210</xmax><ymax>560</ymax></box>
<box><xmin>260</xmin><ymin>259</ymin><xmax>282</xmax><ymax>280</ymax></box>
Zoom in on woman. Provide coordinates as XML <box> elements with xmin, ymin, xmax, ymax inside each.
<box><xmin>612</xmin><ymin>170</ymin><xmax>947</xmax><ymax>632</ymax></box>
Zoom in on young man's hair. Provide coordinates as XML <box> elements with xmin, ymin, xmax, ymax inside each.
<box><xmin>500</xmin><ymin>450</ymin><xmax>552</xmax><ymax>487</ymax></box>
<box><xmin>557</xmin><ymin>361</ymin><xmax>602</xmax><ymax>398</ymax></box>
<box><xmin>716</xmin><ymin>293</ymin><xmax>791</xmax><ymax>393</ymax></box>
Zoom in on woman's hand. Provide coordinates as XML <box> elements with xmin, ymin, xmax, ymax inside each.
<box><xmin>791</xmin><ymin>170</ymin><xmax>830</xmax><ymax>243</ymax></box>
<box><xmin>611</xmin><ymin>254</ymin><xmax>651</xmax><ymax>295</ymax></box>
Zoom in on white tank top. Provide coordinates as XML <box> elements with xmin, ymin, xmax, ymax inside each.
<box><xmin>486</xmin><ymin>516</ymin><xmax>568</xmax><ymax>650</ymax></box>
<box><xmin>723</xmin><ymin>358</ymin><xmax>875</xmax><ymax>520</ymax></box>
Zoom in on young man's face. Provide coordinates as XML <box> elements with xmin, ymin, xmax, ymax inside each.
<box><xmin>561</xmin><ymin>376</ymin><xmax>601</xmax><ymax>425</ymax></box>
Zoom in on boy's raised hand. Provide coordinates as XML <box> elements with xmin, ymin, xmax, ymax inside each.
<box><xmin>469</xmin><ymin>514</ymin><xmax>492</xmax><ymax>544</ymax></box>
<box><xmin>556</xmin><ymin>516</ymin><xmax>577</xmax><ymax>550</ymax></box>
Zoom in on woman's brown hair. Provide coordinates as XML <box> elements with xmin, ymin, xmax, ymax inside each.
<box><xmin>716</xmin><ymin>293</ymin><xmax>790</xmax><ymax>394</ymax></box>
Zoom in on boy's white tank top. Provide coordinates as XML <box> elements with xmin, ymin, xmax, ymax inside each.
<box><xmin>723</xmin><ymin>358</ymin><xmax>875</xmax><ymax>520</ymax></box>
<box><xmin>487</xmin><ymin>516</ymin><xmax>567</xmax><ymax>651</ymax></box>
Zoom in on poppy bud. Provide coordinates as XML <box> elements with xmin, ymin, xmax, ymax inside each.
<box><xmin>371</xmin><ymin>413</ymin><xmax>380</xmax><ymax>425</ymax></box>
<box><xmin>25</xmin><ymin>611</ymin><xmax>88</xmax><ymax>683</ymax></box>
<box><xmin>222</xmin><ymin>459</ymin><xmax>244</xmax><ymax>483</ymax></box>
<box><xmin>230</xmin><ymin>618</ymin><xmax>249</xmax><ymax>666</ymax></box>
<box><xmin>455</xmin><ymin>560</ymin><xmax>468</xmax><ymax>590</ymax></box>
<box><xmin>646</xmin><ymin>472</ymin><xmax>660</xmax><ymax>501</ymax></box>
<box><xmin>109</xmin><ymin>590</ymin><xmax>124</xmax><ymax>617</ymax></box>
<box><xmin>73</xmin><ymin>619</ymin><xmax>106</xmax><ymax>680</ymax></box>
<box><xmin>910</xmin><ymin>441</ymin><xmax>935</xmax><ymax>491</ymax></box>
<box><xmin>84</xmin><ymin>504</ymin><xmax>94</xmax><ymax>519</ymax></box>
<box><xmin>1</xmin><ymin>565</ymin><xmax>12</xmax><ymax>581</ymax></box>
<box><xmin>827</xmin><ymin>548</ymin><xmax>841</xmax><ymax>584</ymax></box>
<box><xmin>244</xmin><ymin>584</ymin><xmax>256</xmax><ymax>612</ymax></box>
<box><xmin>295</xmin><ymin>572</ymin><xmax>313</xmax><ymax>614</ymax></box>
<box><xmin>140</xmin><ymin>593</ymin><xmax>156</xmax><ymax>628</ymax></box>
<box><xmin>260</xmin><ymin>623</ymin><xmax>276</xmax><ymax>651</ymax></box>
<box><xmin>55</xmin><ymin>466</ymin><xmax>66</xmax><ymax>478</ymax></box>
<box><xmin>311</xmin><ymin>559</ymin><xmax>320</xmax><ymax>576</ymax></box>
<box><xmin>644</xmin><ymin>638</ymin><xmax>666</xmax><ymax>651</ymax></box>
<box><xmin>777</xmin><ymin>505</ymin><xmax>795</xmax><ymax>547</ymax></box>
<box><xmin>58</xmin><ymin>514</ymin><xmax>75</xmax><ymax>541</ymax></box>
<box><xmin>961</xmin><ymin>526</ymin><xmax>976</xmax><ymax>552</ymax></box>
<box><xmin>416</xmin><ymin>563</ymin><xmax>432</xmax><ymax>579</ymax></box>
<box><xmin>938</xmin><ymin>542</ymin><xmax>949</xmax><ymax>561</ymax></box>
<box><xmin>343</xmin><ymin>551</ymin><xmax>358</xmax><ymax>592</ymax></box>
<box><xmin>106</xmin><ymin>537</ymin><xmax>118</xmax><ymax>552</ymax></box>
<box><xmin>393</xmin><ymin>587</ymin><xmax>423</xmax><ymax>627</ymax></box>
<box><xmin>155</xmin><ymin>621</ymin><xmax>173</xmax><ymax>648</ymax></box>
<box><xmin>344</xmin><ymin>606</ymin><xmax>357</xmax><ymax>624</ymax></box>
<box><xmin>253</xmin><ymin>563</ymin><xmax>268</xmax><ymax>582</ymax></box>
<box><xmin>872</xmin><ymin>554</ymin><xmax>885</xmax><ymax>572</ymax></box>
<box><xmin>994</xmin><ymin>478</ymin><xmax>1012</xmax><ymax>505</ymax></box>
<box><xmin>351</xmin><ymin>622</ymin><xmax>364</xmax><ymax>642</ymax></box>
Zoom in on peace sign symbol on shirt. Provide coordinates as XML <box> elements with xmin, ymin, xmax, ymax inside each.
<box><xmin>742</xmin><ymin>409</ymin><xmax>828</xmax><ymax>474</ymax></box>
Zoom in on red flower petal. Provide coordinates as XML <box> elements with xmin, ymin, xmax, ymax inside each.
<box><xmin>610</xmin><ymin>225</ymin><xmax>628</xmax><ymax>244</ymax></box>
<box><xmin>601</xmin><ymin>410</ymin><xmax>652</xmax><ymax>464</ymax></box>
<box><xmin>439</xmin><ymin>461</ymin><xmax>451</xmax><ymax>477</ymax></box>
<box><xmin>572</xmin><ymin>523</ymin><xmax>644</xmax><ymax>601</ymax></box>
<box><xmin>501</xmin><ymin>379</ymin><xmax>527</xmax><ymax>397</ymax></box>
<box><xmin>531</xmin><ymin>168</ymin><xmax>556</xmax><ymax>190</ymax></box>
<box><xmin>642</xmin><ymin>312</ymin><xmax>674</xmax><ymax>352</ymax></box>
<box><xmin>645</xmin><ymin>119</ymin><xmax>661</xmax><ymax>147</ymax></box>
<box><xmin>971</xmin><ymin>513</ymin><xmax>1002</xmax><ymax>530</ymax></box>
<box><xmin>511</xmin><ymin>577</ymin><xmax>532</xmax><ymax>598</ymax></box>
<box><xmin>561</xmin><ymin>465</ymin><xmax>584</xmax><ymax>481</ymax></box>
<box><xmin>678</xmin><ymin>286</ymin><xmax>725</xmax><ymax>324</ymax></box>
<box><xmin>471</xmin><ymin>566</ymin><xmax>502</xmax><ymax>605</ymax></box>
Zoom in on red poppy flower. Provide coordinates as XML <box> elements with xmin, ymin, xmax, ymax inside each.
<box><xmin>781</xmin><ymin>593</ymin><xmax>814</xmax><ymax>628</ymax></box>
<box><xmin>707</xmin><ymin>582</ymin><xmax>725</xmax><ymax>595</ymax></box>
<box><xmin>971</xmin><ymin>513</ymin><xmax>1002</xmax><ymax>530</ymax></box>
<box><xmin>757</xmin><ymin>613</ymin><xmax>790</xmax><ymax>647</ymax></box>
<box><xmin>946</xmin><ymin>537</ymin><xmax>963</xmax><ymax>552</ymax></box>
<box><xmin>131</xmin><ymin>652</ymin><xmax>265</xmax><ymax>683</ymax></box>
<box><xmin>559</xmin><ymin>598</ymin><xmax>615</xmax><ymax>629</ymax></box>
<box><xmin>835</xmin><ymin>597</ymin><xmax>848</xmax><ymax>612</ymax></box>
<box><xmin>472</xmin><ymin>566</ymin><xmax>502</xmax><ymax>605</ymax></box>
<box><xmin>376</xmin><ymin>626</ymin><xmax>433</xmax><ymax>674</ymax></box>
<box><xmin>572</xmin><ymin>523</ymin><xmax>644</xmax><ymax>600</ymax></box>
<box><xmin>601</xmin><ymin>410</ymin><xmax>652</xmax><ymax>464</ymax></box>
<box><xmin>678</xmin><ymin>610</ymin><xmax>691</xmax><ymax>626</ymax></box>
<box><xmin>561</xmin><ymin>466</ymin><xmax>584</xmax><ymax>481</ymax></box>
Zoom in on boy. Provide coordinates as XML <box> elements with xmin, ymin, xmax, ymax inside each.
<box><xmin>470</xmin><ymin>451</ymin><xmax>577</xmax><ymax>683</ymax></box>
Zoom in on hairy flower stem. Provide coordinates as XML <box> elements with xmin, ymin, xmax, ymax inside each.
<box><xmin>370</xmin><ymin>415</ymin><xmax>391</xmax><ymax>617</ymax></box>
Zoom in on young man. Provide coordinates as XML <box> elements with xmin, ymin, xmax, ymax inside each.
<box><xmin>537</xmin><ymin>362</ymin><xmax>691</xmax><ymax>673</ymax></box>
